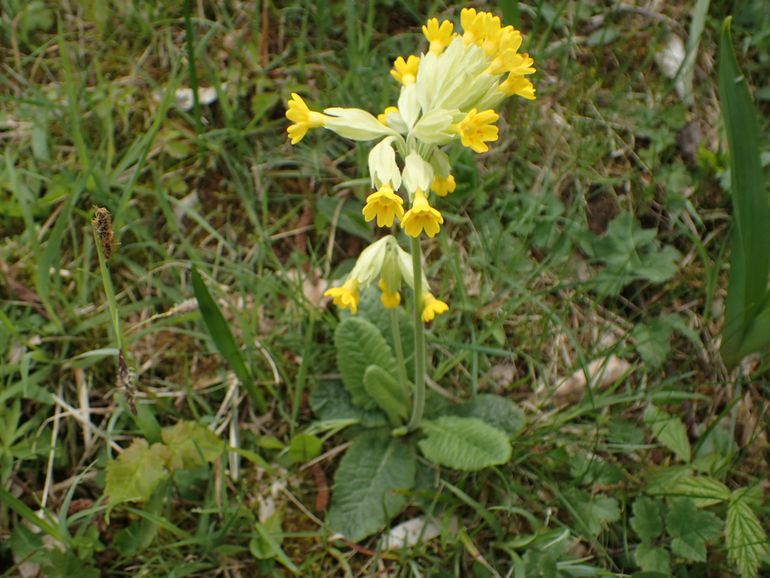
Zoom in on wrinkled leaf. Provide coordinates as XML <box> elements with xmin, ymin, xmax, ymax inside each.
<box><xmin>328</xmin><ymin>431</ymin><xmax>416</xmax><ymax>542</ymax></box>
<box><xmin>309</xmin><ymin>379</ymin><xmax>387</xmax><ymax>428</ymax></box>
<box><xmin>335</xmin><ymin>317</ymin><xmax>398</xmax><ymax>409</ymax></box>
<box><xmin>363</xmin><ymin>365</ymin><xmax>410</xmax><ymax>425</ymax></box>
<box><xmin>418</xmin><ymin>416</ymin><xmax>511</xmax><ymax>471</ymax></box>
<box><xmin>447</xmin><ymin>394</ymin><xmax>525</xmax><ymax>435</ymax></box>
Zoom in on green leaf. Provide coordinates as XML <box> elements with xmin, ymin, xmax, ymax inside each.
<box><xmin>643</xmin><ymin>404</ymin><xmax>691</xmax><ymax>463</ymax></box>
<box><xmin>105</xmin><ymin>439</ymin><xmax>170</xmax><ymax>506</ymax></box>
<box><xmin>672</xmin><ymin>476</ymin><xmax>731</xmax><ymax>507</ymax></box>
<box><xmin>363</xmin><ymin>365</ymin><xmax>410</xmax><ymax>425</ymax></box>
<box><xmin>718</xmin><ymin>18</ymin><xmax>770</xmax><ymax>368</ymax></box>
<box><xmin>334</xmin><ymin>317</ymin><xmax>398</xmax><ymax>409</ymax></box>
<box><xmin>634</xmin><ymin>542</ymin><xmax>671</xmax><ymax>574</ymax></box>
<box><xmin>309</xmin><ymin>379</ymin><xmax>387</xmax><ymax>427</ymax></box>
<box><xmin>727</xmin><ymin>487</ymin><xmax>768</xmax><ymax>578</ymax></box>
<box><xmin>287</xmin><ymin>433</ymin><xmax>323</xmax><ymax>464</ymax></box>
<box><xmin>327</xmin><ymin>431</ymin><xmax>416</xmax><ymax>542</ymax></box>
<box><xmin>161</xmin><ymin>421</ymin><xmax>224</xmax><ymax>470</ymax></box>
<box><xmin>566</xmin><ymin>489</ymin><xmax>621</xmax><ymax>537</ymax></box>
<box><xmin>357</xmin><ymin>290</ymin><xmax>415</xmax><ymax>378</ymax></box>
<box><xmin>630</xmin><ymin>497</ymin><xmax>664</xmax><ymax>542</ymax></box>
<box><xmin>589</xmin><ymin>211</ymin><xmax>681</xmax><ymax>295</ymax></box>
<box><xmin>632</xmin><ymin>319</ymin><xmax>674</xmax><ymax>369</ymax></box>
<box><xmin>41</xmin><ymin>549</ymin><xmax>100</xmax><ymax>578</ymax></box>
<box><xmin>418</xmin><ymin>416</ymin><xmax>511</xmax><ymax>471</ymax></box>
<box><xmin>191</xmin><ymin>268</ymin><xmax>266</xmax><ymax>412</ymax></box>
<box><xmin>447</xmin><ymin>393</ymin><xmax>525</xmax><ymax>435</ymax></box>
<box><xmin>666</xmin><ymin>497</ymin><xmax>722</xmax><ymax>562</ymax></box>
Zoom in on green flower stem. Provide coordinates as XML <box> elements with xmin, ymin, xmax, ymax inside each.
<box><xmin>389</xmin><ymin>309</ymin><xmax>409</xmax><ymax>391</ymax></box>
<box><xmin>407</xmin><ymin>236</ymin><xmax>426</xmax><ymax>431</ymax></box>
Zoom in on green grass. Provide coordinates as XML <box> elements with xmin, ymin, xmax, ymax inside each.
<box><xmin>1</xmin><ymin>0</ymin><xmax>770</xmax><ymax>576</ymax></box>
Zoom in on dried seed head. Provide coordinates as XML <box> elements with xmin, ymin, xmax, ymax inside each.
<box><xmin>92</xmin><ymin>207</ymin><xmax>115</xmax><ymax>261</ymax></box>
<box><xmin>117</xmin><ymin>350</ymin><xmax>136</xmax><ymax>414</ymax></box>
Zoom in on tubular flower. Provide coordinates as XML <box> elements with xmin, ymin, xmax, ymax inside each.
<box><xmin>285</xmin><ymin>93</ymin><xmax>330</xmax><ymax>144</ymax></box>
<box><xmin>480</xmin><ymin>15</ymin><xmax>503</xmax><ymax>56</ymax></box>
<box><xmin>454</xmin><ymin>108</ymin><xmax>499</xmax><ymax>153</ymax></box>
<box><xmin>324</xmin><ymin>278</ymin><xmax>360</xmax><ymax>314</ymax></box>
<box><xmin>377</xmin><ymin>106</ymin><xmax>400</xmax><ymax>125</ymax></box>
<box><xmin>401</xmin><ymin>189</ymin><xmax>443</xmax><ymax>238</ymax></box>
<box><xmin>422</xmin><ymin>18</ymin><xmax>455</xmax><ymax>55</ymax></box>
<box><xmin>499</xmin><ymin>75</ymin><xmax>536</xmax><ymax>100</ymax></box>
<box><xmin>379</xmin><ymin>279</ymin><xmax>401</xmax><ymax>309</ymax></box>
<box><xmin>421</xmin><ymin>292</ymin><xmax>449</xmax><ymax>322</ymax></box>
<box><xmin>390</xmin><ymin>55</ymin><xmax>420</xmax><ymax>86</ymax></box>
<box><xmin>431</xmin><ymin>175</ymin><xmax>456</xmax><ymax>197</ymax></box>
<box><xmin>460</xmin><ymin>8</ymin><xmax>487</xmax><ymax>45</ymax></box>
<box><xmin>362</xmin><ymin>184</ymin><xmax>405</xmax><ymax>227</ymax></box>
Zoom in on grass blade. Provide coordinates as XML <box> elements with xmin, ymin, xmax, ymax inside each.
<box><xmin>191</xmin><ymin>268</ymin><xmax>267</xmax><ymax>412</ymax></box>
<box><xmin>718</xmin><ymin>17</ymin><xmax>770</xmax><ymax>368</ymax></box>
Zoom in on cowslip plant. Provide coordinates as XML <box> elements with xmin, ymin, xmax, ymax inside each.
<box><xmin>287</xmin><ymin>8</ymin><xmax>534</xmax><ymax>542</ymax></box>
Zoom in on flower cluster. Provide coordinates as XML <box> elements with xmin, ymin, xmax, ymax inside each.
<box><xmin>321</xmin><ymin>235</ymin><xmax>446</xmax><ymax>322</ymax></box>
<box><xmin>286</xmin><ymin>9</ymin><xmax>535</xmax><ymax>320</ymax></box>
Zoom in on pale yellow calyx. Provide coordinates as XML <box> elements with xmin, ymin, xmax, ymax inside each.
<box><xmin>391</xmin><ymin>55</ymin><xmax>420</xmax><ymax>86</ymax></box>
<box><xmin>401</xmin><ymin>189</ymin><xmax>443</xmax><ymax>238</ymax></box>
<box><xmin>285</xmin><ymin>93</ymin><xmax>330</xmax><ymax>144</ymax></box>
<box><xmin>454</xmin><ymin>108</ymin><xmax>499</xmax><ymax>153</ymax></box>
<box><xmin>362</xmin><ymin>184</ymin><xmax>405</xmax><ymax>228</ymax></box>
<box><xmin>324</xmin><ymin>278</ymin><xmax>360</xmax><ymax>314</ymax></box>
<box><xmin>421</xmin><ymin>292</ymin><xmax>448</xmax><ymax>322</ymax></box>
<box><xmin>422</xmin><ymin>18</ymin><xmax>455</xmax><ymax>55</ymax></box>
<box><xmin>431</xmin><ymin>174</ymin><xmax>456</xmax><ymax>197</ymax></box>
<box><xmin>378</xmin><ymin>279</ymin><xmax>401</xmax><ymax>309</ymax></box>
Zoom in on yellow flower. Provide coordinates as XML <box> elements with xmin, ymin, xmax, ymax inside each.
<box><xmin>362</xmin><ymin>184</ymin><xmax>405</xmax><ymax>228</ymax></box>
<box><xmin>379</xmin><ymin>279</ymin><xmax>401</xmax><ymax>309</ymax></box>
<box><xmin>285</xmin><ymin>93</ymin><xmax>330</xmax><ymax>144</ymax></box>
<box><xmin>422</xmin><ymin>18</ymin><xmax>454</xmax><ymax>55</ymax></box>
<box><xmin>390</xmin><ymin>55</ymin><xmax>420</xmax><ymax>86</ymax></box>
<box><xmin>507</xmin><ymin>53</ymin><xmax>536</xmax><ymax>76</ymax></box>
<box><xmin>421</xmin><ymin>292</ymin><xmax>448</xmax><ymax>322</ymax></box>
<box><xmin>454</xmin><ymin>108</ymin><xmax>499</xmax><ymax>153</ymax></box>
<box><xmin>324</xmin><ymin>278</ymin><xmax>360</xmax><ymax>314</ymax></box>
<box><xmin>401</xmin><ymin>189</ymin><xmax>444</xmax><ymax>238</ymax></box>
<box><xmin>481</xmin><ymin>15</ymin><xmax>503</xmax><ymax>56</ymax></box>
<box><xmin>461</xmin><ymin>8</ymin><xmax>488</xmax><ymax>45</ymax></box>
<box><xmin>431</xmin><ymin>175</ymin><xmax>456</xmax><ymax>197</ymax></box>
<box><xmin>499</xmin><ymin>75</ymin><xmax>536</xmax><ymax>100</ymax></box>
<box><xmin>377</xmin><ymin>106</ymin><xmax>400</xmax><ymax>125</ymax></box>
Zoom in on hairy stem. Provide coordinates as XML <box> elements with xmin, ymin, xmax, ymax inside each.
<box><xmin>390</xmin><ymin>309</ymin><xmax>409</xmax><ymax>391</ymax></box>
<box><xmin>407</xmin><ymin>236</ymin><xmax>425</xmax><ymax>431</ymax></box>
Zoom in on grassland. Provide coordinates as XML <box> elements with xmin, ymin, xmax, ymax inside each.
<box><xmin>1</xmin><ymin>1</ymin><xmax>769</xmax><ymax>576</ymax></box>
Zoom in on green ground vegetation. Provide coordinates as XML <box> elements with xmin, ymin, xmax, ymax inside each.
<box><xmin>1</xmin><ymin>0</ymin><xmax>769</xmax><ymax>576</ymax></box>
